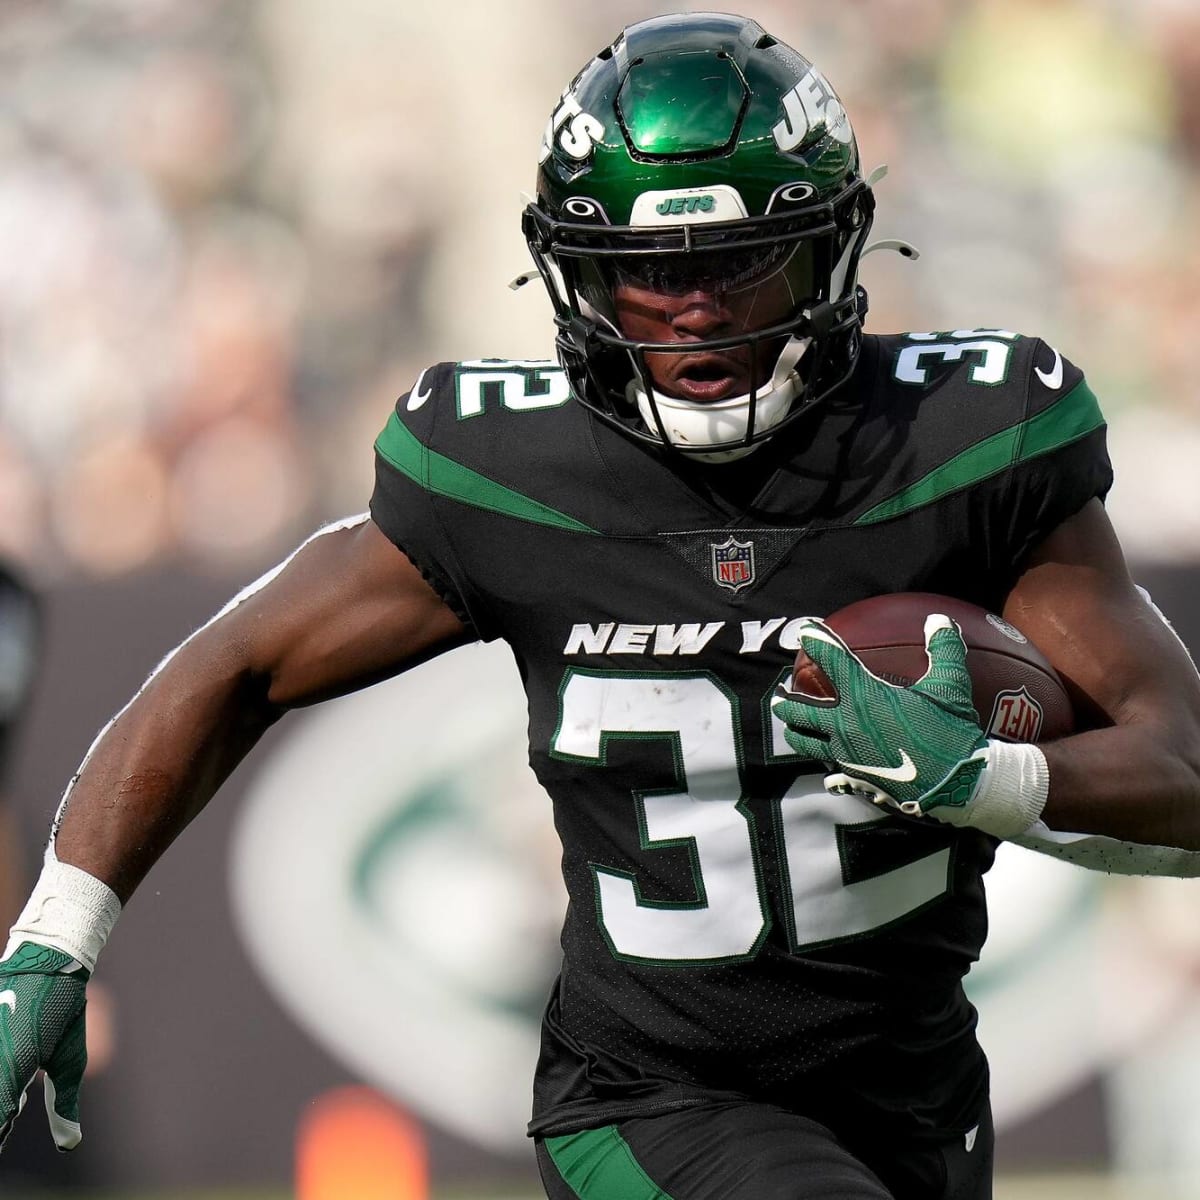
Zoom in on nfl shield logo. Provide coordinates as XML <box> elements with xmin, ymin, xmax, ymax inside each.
<box><xmin>987</xmin><ymin>686</ymin><xmax>1044</xmax><ymax>743</ymax></box>
<box><xmin>710</xmin><ymin>537</ymin><xmax>755</xmax><ymax>592</ymax></box>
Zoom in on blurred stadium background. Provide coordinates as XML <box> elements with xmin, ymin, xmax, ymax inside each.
<box><xmin>1</xmin><ymin>0</ymin><xmax>1199</xmax><ymax>1196</ymax></box>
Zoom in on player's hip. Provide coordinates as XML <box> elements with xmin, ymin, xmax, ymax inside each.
<box><xmin>532</xmin><ymin>973</ymin><xmax>987</xmax><ymax>1139</ymax></box>
<box><xmin>535</xmin><ymin>1099</ymin><xmax>994</xmax><ymax>1200</ymax></box>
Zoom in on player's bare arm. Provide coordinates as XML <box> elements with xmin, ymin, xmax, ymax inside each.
<box><xmin>54</xmin><ymin>515</ymin><xmax>471</xmax><ymax>903</ymax></box>
<box><xmin>0</xmin><ymin>515</ymin><xmax>470</xmax><ymax>1152</ymax></box>
<box><xmin>1002</xmin><ymin>498</ymin><xmax>1200</xmax><ymax>849</ymax></box>
<box><xmin>774</xmin><ymin>499</ymin><xmax>1200</xmax><ymax>858</ymax></box>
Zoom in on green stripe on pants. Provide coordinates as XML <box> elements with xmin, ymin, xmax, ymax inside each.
<box><xmin>544</xmin><ymin>1126</ymin><xmax>678</xmax><ymax>1200</ymax></box>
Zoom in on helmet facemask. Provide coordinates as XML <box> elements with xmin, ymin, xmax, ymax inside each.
<box><xmin>523</xmin><ymin>180</ymin><xmax>874</xmax><ymax>461</ymax></box>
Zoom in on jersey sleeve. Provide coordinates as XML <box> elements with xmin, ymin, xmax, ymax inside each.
<box><xmin>369</xmin><ymin>362</ymin><xmax>499</xmax><ymax>640</ymax></box>
<box><xmin>992</xmin><ymin>339</ymin><xmax>1113</xmax><ymax>581</ymax></box>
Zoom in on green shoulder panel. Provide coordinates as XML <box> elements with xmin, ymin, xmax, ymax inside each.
<box><xmin>373</xmin><ymin>361</ymin><xmax>599</xmax><ymax>535</ymax></box>
<box><xmin>855</xmin><ymin>374</ymin><xmax>1105</xmax><ymax>526</ymax></box>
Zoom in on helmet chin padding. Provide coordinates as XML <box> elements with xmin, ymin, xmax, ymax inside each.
<box><xmin>629</xmin><ymin>337</ymin><xmax>812</xmax><ymax>463</ymax></box>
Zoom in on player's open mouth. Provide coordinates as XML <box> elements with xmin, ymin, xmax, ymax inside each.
<box><xmin>670</xmin><ymin>356</ymin><xmax>746</xmax><ymax>402</ymax></box>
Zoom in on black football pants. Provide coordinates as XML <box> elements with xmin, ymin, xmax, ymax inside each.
<box><xmin>536</xmin><ymin>1099</ymin><xmax>992</xmax><ymax>1200</ymax></box>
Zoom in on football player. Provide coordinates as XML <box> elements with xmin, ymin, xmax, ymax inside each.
<box><xmin>3</xmin><ymin>14</ymin><xmax>1200</xmax><ymax>1200</ymax></box>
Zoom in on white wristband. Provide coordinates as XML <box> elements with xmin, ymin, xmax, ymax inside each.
<box><xmin>4</xmin><ymin>858</ymin><xmax>122</xmax><ymax>973</ymax></box>
<box><xmin>944</xmin><ymin>740</ymin><xmax>1048</xmax><ymax>840</ymax></box>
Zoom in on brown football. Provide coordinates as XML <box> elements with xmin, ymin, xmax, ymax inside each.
<box><xmin>790</xmin><ymin>592</ymin><xmax>1074</xmax><ymax>743</ymax></box>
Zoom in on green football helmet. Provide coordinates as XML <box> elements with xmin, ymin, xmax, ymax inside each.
<box><xmin>522</xmin><ymin>13</ymin><xmax>876</xmax><ymax>461</ymax></box>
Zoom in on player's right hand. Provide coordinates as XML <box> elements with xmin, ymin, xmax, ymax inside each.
<box><xmin>772</xmin><ymin>614</ymin><xmax>988</xmax><ymax>814</ymax></box>
<box><xmin>0</xmin><ymin>941</ymin><xmax>89</xmax><ymax>1152</ymax></box>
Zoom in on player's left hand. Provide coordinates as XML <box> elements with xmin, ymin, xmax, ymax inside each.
<box><xmin>0</xmin><ymin>942</ymin><xmax>89</xmax><ymax>1152</ymax></box>
<box><xmin>771</xmin><ymin>614</ymin><xmax>989</xmax><ymax>819</ymax></box>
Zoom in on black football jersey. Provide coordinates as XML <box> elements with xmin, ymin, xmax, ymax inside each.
<box><xmin>370</xmin><ymin>331</ymin><xmax>1112</xmax><ymax>1143</ymax></box>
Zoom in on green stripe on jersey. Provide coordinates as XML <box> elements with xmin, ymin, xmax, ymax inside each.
<box><xmin>544</xmin><ymin>1127</ymin><xmax>677</xmax><ymax>1200</ymax></box>
<box><xmin>855</xmin><ymin>378</ymin><xmax>1104</xmax><ymax>526</ymax></box>
<box><xmin>375</xmin><ymin>413</ymin><xmax>599</xmax><ymax>533</ymax></box>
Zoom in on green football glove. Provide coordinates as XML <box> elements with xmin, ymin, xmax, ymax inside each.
<box><xmin>772</xmin><ymin>614</ymin><xmax>989</xmax><ymax>818</ymax></box>
<box><xmin>0</xmin><ymin>941</ymin><xmax>89</xmax><ymax>1152</ymax></box>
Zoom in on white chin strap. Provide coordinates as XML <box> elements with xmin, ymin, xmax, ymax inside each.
<box><xmin>630</xmin><ymin>336</ymin><xmax>811</xmax><ymax>463</ymax></box>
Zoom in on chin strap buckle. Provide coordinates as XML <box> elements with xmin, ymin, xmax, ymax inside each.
<box><xmin>854</xmin><ymin>285</ymin><xmax>869</xmax><ymax>323</ymax></box>
<box><xmin>566</xmin><ymin>315</ymin><xmax>598</xmax><ymax>354</ymax></box>
<box><xmin>802</xmin><ymin>301</ymin><xmax>837</xmax><ymax>339</ymax></box>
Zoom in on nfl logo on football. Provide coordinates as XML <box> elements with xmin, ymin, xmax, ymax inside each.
<box><xmin>987</xmin><ymin>686</ymin><xmax>1044</xmax><ymax>742</ymax></box>
<box><xmin>710</xmin><ymin>537</ymin><xmax>755</xmax><ymax>592</ymax></box>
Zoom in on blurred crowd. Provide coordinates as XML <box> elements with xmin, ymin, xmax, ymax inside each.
<box><xmin>1</xmin><ymin>0</ymin><xmax>1198</xmax><ymax>578</ymax></box>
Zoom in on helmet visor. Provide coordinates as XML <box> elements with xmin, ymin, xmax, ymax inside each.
<box><xmin>571</xmin><ymin>229</ymin><xmax>822</xmax><ymax>339</ymax></box>
<box><xmin>608</xmin><ymin>238</ymin><xmax>812</xmax><ymax>298</ymax></box>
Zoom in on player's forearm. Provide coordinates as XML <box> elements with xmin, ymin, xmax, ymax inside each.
<box><xmin>1040</xmin><ymin>722</ymin><xmax>1200</xmax><ymax>850</ymax></box>
<box><xmin>52</xmin><ymin>640</ymin><xmax>280</xmax><ymax>904</ymax></box>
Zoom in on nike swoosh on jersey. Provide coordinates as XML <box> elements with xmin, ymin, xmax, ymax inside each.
<box><xmin>1034</xmin><ymin>347</ymin><xmax>1063</xmax><ymax>390</ymax></box>
<box><xmin>838</xmin><ymin>748</ymin><xmax>918</xmax><ymax>783</ymax></box>
<box><xmin>406</xmin><ymin>369</ymin><xmax>433</xmax><ymax>411</ymax></box>
<box><xmin>965</xmin><ymin>1124</ymin><xmax>979</xmax><ymax>1152</ymax></box>
<box><xmin>0</xmin><ymin>990</ymin><xmax>16</xmax><ymax>1014</ymax></box>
